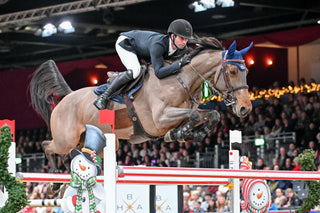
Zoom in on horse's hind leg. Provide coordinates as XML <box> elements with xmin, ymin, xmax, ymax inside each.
<box><xmin>42</xmin><ymin>140</ymin><xmax>58</xmax><ymax>172</ymax></box>
<box><xmin>42</xmin><ymin>140</ymin><xmax>64</xmax><ymax>194</ymax></box>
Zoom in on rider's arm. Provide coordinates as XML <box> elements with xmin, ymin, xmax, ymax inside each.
<box><xmin>150</xmin><ymin>44</ymin><xmax>181</xmax><ymax>79</ymax></box>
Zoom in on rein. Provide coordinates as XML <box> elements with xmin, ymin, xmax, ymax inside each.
<box><xmin>177</xmin><ymin>50</ymin><xmax>249</xmax><ymax>107</ymax></box>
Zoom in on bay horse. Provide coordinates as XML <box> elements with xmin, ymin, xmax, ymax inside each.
<box><xmin>30</xmin><ymin>37</ymin><xmax>253</xmax><ymax>175</ymax></box>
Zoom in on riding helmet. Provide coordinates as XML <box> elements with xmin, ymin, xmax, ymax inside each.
<box><xmin>167</xmin><ymin>19</ymin><xmax>193</xmax><ymax>39</ymax></box>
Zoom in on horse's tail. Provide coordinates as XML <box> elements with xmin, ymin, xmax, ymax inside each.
<box><xmin>30</xmin><ymin>60</ymin><xmax>72</xmax><ymax>127</ymax></box>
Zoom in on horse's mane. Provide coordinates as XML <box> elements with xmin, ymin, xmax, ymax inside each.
<box><xmin>189</xmin><ymin>35</ymin><xmax>224</xmax><ymax>50</ymax></box>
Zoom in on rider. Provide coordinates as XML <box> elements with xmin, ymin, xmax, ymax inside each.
<box><xmin>94</xmin><ymin>19</ymin><xmax>194</xmax><ymax>110</ymax></box>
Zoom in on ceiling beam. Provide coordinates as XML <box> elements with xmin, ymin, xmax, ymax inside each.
<box><xmin>0</xmin><ymin>0</ymin><xmax>152</xmax><ymax>27</ymax></box>
<box><xmin>216</xmin><ymin>18</ymin><xmax>319</xmax><ymax>39</ymax></box>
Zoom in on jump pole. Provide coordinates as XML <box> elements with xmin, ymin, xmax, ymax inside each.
<box><xmin>229</xmin><ymin>130</ymin><xmax>241</xmax><ymax>213</ymax></box>
<box><xmin>22</xmin><ymin>169</ymin><xmax>320</xmax><ymax>182</ymax></box>
<box><xmin>104</xmin><ymin>133</ymin><xmax>117</xmax><ymax>213</ymax></box>
<box><xmin>27</xmin><ymin>199</ymin><xmax>62</xmax><ymax>207</ymax></box>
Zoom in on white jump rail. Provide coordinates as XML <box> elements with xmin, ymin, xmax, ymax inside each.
<box><xmin>21</xmin><ymin>171</ymin><xmax>229</xmax><ymax>185</ymax></box>
<box><xmin>22</xmin><ymin>167</ymin><xmax>320</xmax><ymax>183</ymax></box>
<box><xmin>120</xmin><ymin>166</ymin><xmax>320</xmax><ymax>181</ymax></box>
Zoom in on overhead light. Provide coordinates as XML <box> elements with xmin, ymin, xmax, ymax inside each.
<box><xmin>317</xmin><ymin>20</ymin><xmax>320</xmax><ymax>24</ymax></box>
<box><xmin>216</xmin><ymin>0</ymin><xmax>234</xmax><ymax>7</ymax></box>
<box><xmin>189</xmin><ymin>0</ymin><xmax>235</xmax><ymax>12</ymax></box>
<box><xmin>41</xmin><ymin>23</ymin><xmax>57</xmax><ymax>37</ymax></box>
<box><xmin>95</xmin><ymin>63</ymin><xmax>108</xmax><ymax>69</ymax></box>
<box><xmin>190</xmin><ymin>0</ymin><xmax>215</xmax><ymax>12</ymax></box>
<box><xmin>58</xmin><ymin>21</ymin><xmax>75</xmax><ymax>34</ymax></box>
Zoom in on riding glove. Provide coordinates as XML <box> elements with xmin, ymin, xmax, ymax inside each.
<box><xmin>180</xmin><ymin>54</ymin><xmax>191</xmax><ymax>67</ymax></box>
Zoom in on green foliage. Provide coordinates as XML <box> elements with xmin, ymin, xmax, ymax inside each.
<box><xmin>0</xmin><ymin>125</ymin><xmax>28</xmax><ymax>213</ymax></box>
<box><xmin>295</xmin><ymin>149</ymin><xmax>320</xmax><ymax>213</ymax></box>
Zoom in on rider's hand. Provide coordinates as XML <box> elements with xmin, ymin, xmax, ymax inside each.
<box><xmin>179</xmin><ymin>54</ymin><xmax>191</xmax><ymax>67</ymax></box>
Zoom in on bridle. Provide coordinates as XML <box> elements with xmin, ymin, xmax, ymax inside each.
<box><xmin>214</xmin><ymin>50</ymin><xmax>249</xmax><ymax>106</ymax></box>
<box><xmin>177</xmin><ymin>50</ymin><xmax>249</xmax><ymax>107</ymax></box>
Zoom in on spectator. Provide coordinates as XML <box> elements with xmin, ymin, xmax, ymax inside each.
<box><xmin>292</xmin><ymin>157</ymin><xmax>301</xmax><ymax>171</ymax></box>
<box><xmin>141</xmin><ymin>155</ymin><xmax>151</xmax><ymax>166</ymax></box>
<box><xmin>278</xmin><ymin>147</ymin><xmax>289</xmax><ymax>170</ymax></box>
<box><xmin>270</xmin><ymin>118</ymin><xmax>283</xmax><ymax>136</ymax></box>
<box><xmin>123</xmin><ymin>155</ymin><xmax>135</xmax><ymax>166</ymax></box>
<box><xmin>269</xmin><ymin>196</ymin><xmax>279</xmax><ymax>211</ymax></box>
<box><xmin>244</xmin><ymin>113</ymin><xmax>255</xmax><ymax>135</ymax></box>
<box><xmin>287</xmin><ymin>143</ymin><xmax>296</xmax><ymax>158</ymax></box>
<box><xmin>139</xmin><ymin>142</ymin><xmax>151</xmax><ymax>158</ymax></box>
<box><xmin>206</xmin><ymin>198</ymin><xmax>217</xmax><ymax>213</ymax></box>
<box><xmin>158</xmin><ymin>152</ymin><xmax>169</xmax><ymax>167</ymax></box>
<box><xmin>184</xmin><ymin>201</ymin><xmax>194</xmax><ymax>213</ymax></box>
<box><xmin>132</xmin><ymin>149</ymin><xmax>142</xmax><ymax>165</ymax></box>
<box><xmin>215</xmin><ymin>195</ymin><xmax>229</xmax><ymax>213</ymax></box>
<box><xmin>274</xmin><ymin>188</ymin><xmax>286</xmax><ymax>208</ymax></box>
<box><xmin>194</xmin><ymin>201</ymin><xmax>205</xmax><ymax>213</ymax></box>
<box><xmin>256</xmin><ymin>158</ymin><xmax>266</xmax><ymax>170</ymax></box>
<box><xmin>283</xmin><ymin>157</ymin><xmax>294</xmax><ymax>170</ymax></box>
<box><xmin>282</xmin><ymin>118</ymin><xmax>294</xmax><ymax>132</ymax></box>
<box><xmin>283</xmin><ymin>188</ymin><xmax>301</xmax><ymax>208</ymax></box>
<box><xmin>183</xmin><ymin>191</ymin><xmax>191</xmax><ymax>203</ymax></box>
<box><xmin>268</xmin><ymin>179</ymin><xmax>279</xmax><ymax>194</ymax></box>
<box><xmin>304</xmin><ymin>122</ymin><xmax>318</xmax><ymax>142</ymax></box>
<box><xmin>272</xmin><ymin>98</ymin><xmax>283</xmax><ymax>117</ymax></box>
<box><xmin>116</xmin><ymin>148</ymin><xmax>125</xmax><ymax>163</ymax></box>
<box><xmin>188</xmin><ymin>191</ymin><xmax>201</xmax><ymax>210</ymax></box>
<box><xmin>253</xmin><ymin>113</ymin><xmax>266</xmax><ymax>133</ymax></box>
<box><xmin>271</xmin><ymin>158</ymin><xmax>279</xmax><ymax>170</ymax></box>
<box><xmin>200</xmin><ymin>192</ymin><xmax>212</xmax><ymax>211</ymax></box>
<box><xmin>185</xmin><ymin>141</ymin><xmax>196</xmax><ymax>155</ymax></box>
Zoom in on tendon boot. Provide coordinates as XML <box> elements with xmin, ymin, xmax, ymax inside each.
<box><xmin>94</xmin><ymin>70</ymin><xmax>134</xmax><ymax>110</ymax></box>
<box><xmin>164</xmin><ymin>122</ymin><xmax>194</xmax><ymax>142</ymax></box>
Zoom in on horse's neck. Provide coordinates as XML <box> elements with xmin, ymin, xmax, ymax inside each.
<box><xmin>182</xmin><ymin>50</ymin><xmax>222</xmax><ymax>94</ymax></box>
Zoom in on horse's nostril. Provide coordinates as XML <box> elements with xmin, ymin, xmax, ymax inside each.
<box><xmin>240</xmin><ymin>106</ymin><xmax>247</xmax><ymax>115</ymax></box>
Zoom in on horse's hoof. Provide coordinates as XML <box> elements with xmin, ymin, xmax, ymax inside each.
<box><xmin>164</xmin><ymin>131</ymin><xmax>174</xmax><ymax>142</ymax></box>
<box><xmin>59</xmin><ymin>184</ymin><xmax>68</xmax><ymax>198</ymax></box>
<box><xmin>47</xmin><ymin>183</ymin><xmax>61</xmax><ymax>195</ymax></box>
<box><xmin>208</xmin><ymin>110</ymin><xmax>220</xmax><ymax>123</ymax></box>
<box><xmin>190</xmin><ymin>110</ymin><xmax>201</xmax><ymax>126</ymax></box>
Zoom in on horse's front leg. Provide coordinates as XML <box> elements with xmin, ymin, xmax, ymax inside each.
<box><xmin>164</xmin><ymin>109</ymin><xmax>220</xmax><ymax>142</ymax></box>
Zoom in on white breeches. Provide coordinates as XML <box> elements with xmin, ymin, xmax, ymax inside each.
<box><xmin>115</xmin><ymin>35</ymin><xmax>141</xmax><ymax>79</ymax></box>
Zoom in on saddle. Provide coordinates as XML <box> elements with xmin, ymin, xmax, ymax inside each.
<box><xmin>98</xmin><ymin>64</ymin><xmax>154</xmax><ymax>143</ymax></box>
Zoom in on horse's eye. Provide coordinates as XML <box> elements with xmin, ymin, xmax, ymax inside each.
<box><xmin>230</xmin><ymin>70</ymin><xmax>236</xmax><ymax>75</ymax></box>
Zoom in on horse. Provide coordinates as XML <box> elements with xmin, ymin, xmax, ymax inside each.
<box><xmin>30</xmin><ymin>37</ymin><xmax>253</xmax><ymax>178</ymax></box>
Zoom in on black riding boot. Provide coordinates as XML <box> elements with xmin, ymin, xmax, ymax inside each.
<box><xmin>94</xmin><ymin>70</ymin><xmax>133</xmax><ymax>110</ymax></box>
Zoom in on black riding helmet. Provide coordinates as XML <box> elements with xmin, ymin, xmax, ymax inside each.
<box><xmin>167</xmin><ymin>19</ymin><xmax>193</xmax><ymax>39</ymax></box>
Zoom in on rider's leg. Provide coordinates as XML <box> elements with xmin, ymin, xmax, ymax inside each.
<box><xmin>94</xmin><ymin>35</ymin><xmax>140</xmax><ymax>110</ymax></box>
<box><xmin>94</xmin><ymin>70</ymin><xmax>134</xmax><ymax>110</ymax></box>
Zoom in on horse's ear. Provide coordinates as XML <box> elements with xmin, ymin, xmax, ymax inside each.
<box><xmin>239</xmin><ymin>42</ymin><xmax>253</xmax><ymax>57</ymax></box>
<box><xmin>227</xmin><ymin>40</ymin><xmax>237</xmax><ymax>59</ymax></box>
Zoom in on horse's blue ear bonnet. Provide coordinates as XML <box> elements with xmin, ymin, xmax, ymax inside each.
<box><xmin>222</xmin><ymin>41</ymin><xmax>253</xmax><ymax>72</ymax></box>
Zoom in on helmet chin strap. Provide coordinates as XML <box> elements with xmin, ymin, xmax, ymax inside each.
<box><xmin>171</xmin><ymin>34</ymin><xmax>183</xmax><ymax>50</ymax></box>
